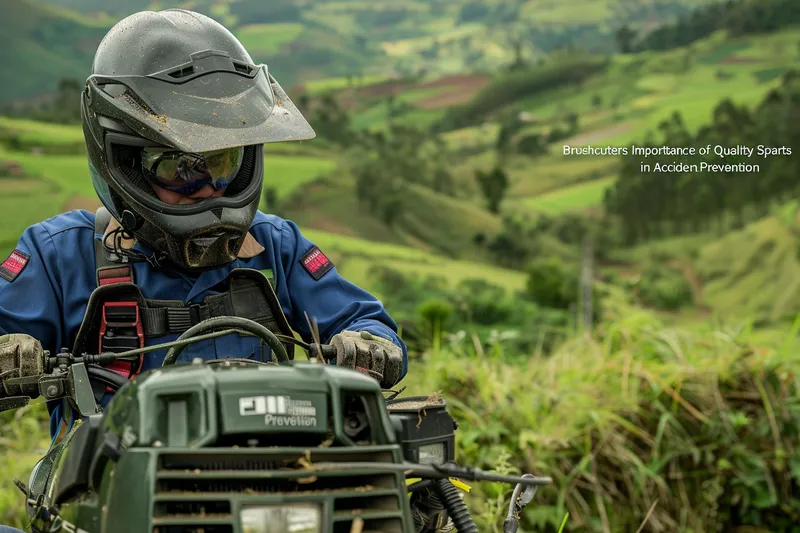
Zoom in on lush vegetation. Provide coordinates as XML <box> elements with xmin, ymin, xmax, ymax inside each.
<box><xmin>409</xmin><ymin>306</ymin><xmax>800</xmax><ymax>533</ymax></box>
<box><xmin>2</xmin><ymin>1</ymin><xmax>800</xmax><ymax>531</ymax></box>
<box><xmin>0</xmin><ymin>0</ymin><xmax>107</xmax><ymax>103</ymax></box>
<box><xmin>5</xmin><ymin>300</ymin><xmax>800</xmax><ymax>532</ymax></box>
<box><xmin>631</xmin><ymin>0</ymin><xmax>800</xmax><ymax>52</ymax></box>
<box><xmin>604</xmin><ymin>70</ymin><xmax>799</xmax><ymax>244</ymax></box>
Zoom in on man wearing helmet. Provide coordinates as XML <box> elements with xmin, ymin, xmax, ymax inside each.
<box><xmin>0</xmin><ymin>8</ymin><xmax>406</xmax><ymax>471</ymax></box>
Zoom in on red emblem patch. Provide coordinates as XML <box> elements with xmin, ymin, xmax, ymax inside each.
<box><xmin>0</xmin><ymin>249</ymin><xmax>30</xmax><ymax>282</ymax></box>
<box><xmin>301</xmin><ymin>246</ymin><xmax>333</xmax><ymax>280</ymax></box>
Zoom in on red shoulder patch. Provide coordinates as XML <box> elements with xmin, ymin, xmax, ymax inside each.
<box><xmin>301</xmin><ymin>246</ymin><xmax>333</xmax><ymax>280</ymax></box>
<box><xmin>0</xmin><ymin>249</ymin><xmax>30</xmax><ymax>282</ymax></box>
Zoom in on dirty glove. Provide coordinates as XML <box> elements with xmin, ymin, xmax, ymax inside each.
<box><xmin>330</xmin><ymin>330</ymin><xmax>403</xmax><ymax>389</ymax></box>
<box><xmin>0</xmin><ymin>333</ymin><xmax>45</xmax><ymax>407</ymax></box>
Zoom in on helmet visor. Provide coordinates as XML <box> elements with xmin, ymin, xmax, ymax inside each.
<box><xmin>142</xmin><ymin>146</ymin><xmax>244</xmax><ymax>195</ymax></box>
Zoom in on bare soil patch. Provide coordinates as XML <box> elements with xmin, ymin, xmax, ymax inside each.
<box><xmin>416</xmin><ymin>89</ymin><xmax>478</xmax><ymax>109</ymax></box>
<box><xmin>562</xmin><ymin>123</ymin><xmax>632</xmax><ymax>145</ymax></box>
<box><xmin>357</xmin><ymin>80</ymin><xmax>411</xmax><ymax>98</ymax></box>
<box><xmin>719</xmin><ymin>56</ymin><xmax>760</xmax><ymax>64</ymax></box>
<box><xmin>418</xmin><ymin>74</ymin><xmax>490</xmax><ymax>91</ymax></box>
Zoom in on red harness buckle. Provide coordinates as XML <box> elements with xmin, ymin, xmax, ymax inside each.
<box><xmin>99</xmin><ymin>301</ymin><xmax>145</xmax><ymax>390</ymax></box>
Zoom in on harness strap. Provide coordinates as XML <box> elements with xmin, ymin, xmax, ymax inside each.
<box><xmin>83</xmin><ymin>209</ymin><xmax>295</xmax><ymax>398</ymax></box>
<box><xmin>93</xmin><ymin>207</ymin><xmax>143</xmax><ymax>388</ymax></box>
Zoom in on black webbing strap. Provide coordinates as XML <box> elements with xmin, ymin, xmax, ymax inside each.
<box><xmin>135</xmin><ymin>270</ymin><xmax>295</xmax><ymax>360</ymax></box>
<box><xmin>140</xmin><ymin>282</ymin><xmax>278</xmax><ymax>337</ymax></box>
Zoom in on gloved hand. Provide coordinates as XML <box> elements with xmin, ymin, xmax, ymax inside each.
<box><xmin>329</xmin><ymin>330</ymin><xmax>403</xmax><ymax>389</ymax></box>
<box><xmin>0</xmin><ymin>333</ymin><xmax>44</xmax><ymax>400</ymax></box>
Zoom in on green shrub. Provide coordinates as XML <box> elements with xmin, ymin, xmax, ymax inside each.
<box><xmin>453</xmin><ymin>279</ymin><xmax>512</xmax><ymax>326</ymax></box>
<box><xmin>524</xmin><ymin>257</ymin><xmax>579</xmax><ymax>310</ymax></box>
<box><xmin>634</xmin><ymin>263</ymin><xmax>694</xmax><ymax>310</ymax></box>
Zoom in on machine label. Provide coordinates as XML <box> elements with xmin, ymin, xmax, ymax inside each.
<box><xmin>239</xmin><ymin>395</ymin><xmax>319</xmax><ymax>427</ymax></box>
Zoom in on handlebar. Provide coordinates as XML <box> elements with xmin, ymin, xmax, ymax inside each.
<box><xmin>0</xmin><ymin>318</ymin><xmax>337</xmax><ymax>413</ymax></box>
<box><xmin>162</xmin><ymin>316</ymin><xmax>291</xmax><ymax>366</ymax></box>
<box><xmin>308</xmin><ymin>343</ymin><xmax>337</xmax><ymax>362</ymax></box>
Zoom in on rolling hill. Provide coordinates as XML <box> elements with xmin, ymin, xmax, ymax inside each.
<box><xmin>1</xmin><ymin>15</ymin><xmax>798</xmax><ymax>323</ymax></box>
<box><xmin>0</xmin><ymin>0</ymin><xmax>109</xmax><ymax>103</ymax></box>
<box><xmin>3</xmin><ymin>0</ymin><xmax>721</xmax><ymax>105</ymax></box>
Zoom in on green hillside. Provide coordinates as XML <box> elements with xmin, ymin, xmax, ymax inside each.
<box><xmin>265</xmin><ymin>26</ymin><xmax>800</xmax><ymax>263</ymax></box>
<box><xmin>5</xmin><ymin>0</ymin><xmax>722</xmax><ymax>105</ymax></box>
<box><xmin>0</xmin><ymin>0</ymin><xmax>109</xmax><ymax>102</ymax></box>
<box><xmin>0</xmin><ymin>6</ymin><xmax>797</xmax><ymax>326</ymax></box>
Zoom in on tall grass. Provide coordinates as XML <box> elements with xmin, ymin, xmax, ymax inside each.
<box><xmin>405</xmin><ymin>303</ymin><xmax>800</xmax><ymax>532</ymax></box>
<box><xmin>2</xmin><ymin>304</ymin><xmax>799</xmax><ymax>532</ymax></box>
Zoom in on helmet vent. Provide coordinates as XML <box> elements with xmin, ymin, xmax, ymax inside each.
<box><xmin>168</xmin><ymin>66</ymin><xmax>195</xmax><ymax>79</ymax></box>
<box><xmin>232</xmin><ymin>60</ymin><xmax>254</xmax><ymax>75</ymax></box>
<box><xmin>211</xmin><ymin>207</ymin><xmax>223</xmax><ymax>219</ymax></box>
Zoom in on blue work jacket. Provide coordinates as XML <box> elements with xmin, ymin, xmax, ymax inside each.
<box><xmin>0</xmin><ymin>209</ymin><xmax>407</xmax><ymax>440</ymax></box>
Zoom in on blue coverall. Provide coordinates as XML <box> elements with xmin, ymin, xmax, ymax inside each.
<box><xmin>0</xmin><ymin>209</ymin><xmax>407</xmax><ymax>442</ymax></box>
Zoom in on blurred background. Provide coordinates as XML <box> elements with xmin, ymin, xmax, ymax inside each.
<box><xmin>1</xmin><ymin>0</ymin><xmax>799</xmax><ymax>531</ymax></box>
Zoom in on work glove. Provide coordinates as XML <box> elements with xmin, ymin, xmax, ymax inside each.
<box><xmin>0</xmin><ymin>333</ymin><xmax>44</xmax><ymax>404</ymax></box>
<box><xmin>330</xmin><ymin>330</ymin><xmax>404</xmax><ymax>389</ymax></box>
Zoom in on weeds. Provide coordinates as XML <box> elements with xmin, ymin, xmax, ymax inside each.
<box><xmin>406</xmin><ymin>307</ymin><xmax>800</xmax><ymax>532</ymax></box>
<box><xmin>1</xmin><ymin>308</ymin><xmax>799</xmax><ymax>532</ymax></box>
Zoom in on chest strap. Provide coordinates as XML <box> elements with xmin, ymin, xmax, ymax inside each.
<box><xmin>139</xmin><ymin>269</ymin><xmax>295</xmax><ymax>359</ymax></box>
<box><xmin>77</xmin><ymin>270</ymin><xmax>296</xmax><ymax>357</ymax></box>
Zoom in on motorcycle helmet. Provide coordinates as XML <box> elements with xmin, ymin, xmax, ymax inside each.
<box><xmin>81</xmin><ymin>9</ymin><xmax>315</xmax><ymax>271</ymax></box>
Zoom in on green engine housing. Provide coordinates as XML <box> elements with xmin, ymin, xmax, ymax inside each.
<box><xmin>28</xmin><ymin>361</ymin><xmax>453</xmax><ymax>533</ymax></box>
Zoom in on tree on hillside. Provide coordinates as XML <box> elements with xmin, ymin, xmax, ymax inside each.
<box><xmin>308</xmin><ymin>94</ymin><xmax>353</xmax><ymax>146</ymax></box>
<box><xmin>604</xmin><ymin>70</ymin><xmax>800</xmax><ymax>245</ymax></box>
<box><xmin>26</xmin><ymin>77</ymin><xmax>83</xmax><ymax>124</ymax></box>
<box><xmin>485</xmin><ymin>215</ymin><xmax>532</xmax><ymax>269</ymax></box>
<box><xmin>634</xmin><ymin>0</ymin><xmax>800</xmax><ymax>53</ymax></box>
<box><xmin>457</xmin><ymin>1</ymin><xmax>490</xmax><ymax>24</ymax></box>
<box><xmin>55</xmin><ymin>77</ymin><xmax>82</xmax><ymax>123</ymax></box>
<box><xmin>475</xmin><ymin>166</ymin><xmax>509</xmax><ymax>214</ymax></box>
<box><xmin>566</xmin><ymin>112</ymin><xmax>580</xmax><ymax>135</ymax></box>
<box><xmin>297</xmin><ymin>93</ymin><xmax>310</xmax><ymax>114</ymax></box>
<box><xmin>263</xmin><ymin>187</ymin><xmax>278</xmax><ymax>211</ymax></box>
<box><xmin>495</xmin><ymin>113</ymin><xmax>524</xmax><ymax>156</ymax></box>
<box><xmin>228</xmin><ymin>0</ymin><xmax>301</xmax><ymax>24</ymax></box>
<box><xmin>422</xmin><ymin>39</ymin><xmax>441</xmax><ymax>60</ymax></box>
<box><xmin>508</xmin><ymin>38</ymin><xmax>526</xmax><ymax>72</ymax></box>
<box><xmin>615</xmin><ymin>24</ymin><xmax>637</xmax><ymax>53</ymax></box>
<box><xmin>349</xmin><ymin>143</ymin><xmax>406</xmax><ymax>228</ymax></box>
<box><xmin>346</xmin><ymin>124</ymin><xmax>457</xmax><ymax>227</ymax></box>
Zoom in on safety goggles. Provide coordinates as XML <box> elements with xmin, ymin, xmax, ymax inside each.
<box><xmin>141</xmin><ymin>146</ymin><xmax>244</xmax><ymax>195</ymax></box>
